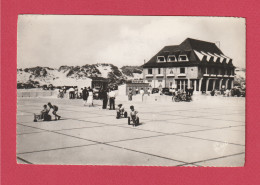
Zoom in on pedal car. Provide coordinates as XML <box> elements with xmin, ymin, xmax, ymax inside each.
<box><xmin>128</xmin><ymin>115</ymin><xmax>139</xmax><ymax>126</ymax></box>
<box><xmin>34</xmin><ymin>113</ymin><xmax>51</xmax><ymax>122</ymax></box>
<box><xmin>116</xmin><ymin>110</ymin><xmax>128</xmax><ymax>119</ymax></box>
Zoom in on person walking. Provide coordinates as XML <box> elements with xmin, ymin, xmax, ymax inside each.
<box><xmin>128</xmin><ymin>88</ymin><xmax>133</xmax><ymax>101</ymax></box>
<box><xmin>109</xmin><ymin>89</ymin><xmax>116</xmax><ymax>110</ymax></box>
<box><xmin>82</xmin><ymin>87</ymin><xmax>89</xmax><ymax>106</ymax></box>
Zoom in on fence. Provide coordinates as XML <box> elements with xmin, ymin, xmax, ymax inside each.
<box><xmin>17</xmin><ymin>90</ymin><xmax>58</xmax><ymax>98</ymax></box>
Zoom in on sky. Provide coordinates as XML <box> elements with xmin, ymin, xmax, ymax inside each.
<box><xmin>17</xmin><ymin>15</ymin><xmax>246</xmax><ymax>69</ymax></box>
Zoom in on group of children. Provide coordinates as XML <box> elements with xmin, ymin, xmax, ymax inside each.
<box><xmin>117</xmin><ymin>104</ymin><xmax>139</xmax><ymax>126</ymax></box>
<box><xmin>34</xmin><ymin>102</ymin><xmax>139</xmax><ymax>126</ymax></box>
<box><xmin>34</xmin><ymin>102</ymin><xmax>61</xmax><ymax>122</ymax></box>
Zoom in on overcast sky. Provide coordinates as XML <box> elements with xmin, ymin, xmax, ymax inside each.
<box><xmin>17</xmin><ymin>15</ymin><xmax>245</xmax><ymax>69</ymax></box>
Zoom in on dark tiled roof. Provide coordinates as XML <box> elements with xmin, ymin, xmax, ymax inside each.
<box><xmin>89</xmin><ymin>77</ymin><xmax>108</xmax><ymax>81</ymax></box>
<box><xmin>180</xmin><ymin>38</ymin><xmax>223</xmax><ymax>55</ymax></box>
<box><xmin>143</xmin><ymin>38</ymin><xmax>233</xmax><ymax>68</ymax></box>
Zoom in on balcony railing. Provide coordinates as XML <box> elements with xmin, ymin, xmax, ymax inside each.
<box><xmin>156</xmin><ymin>74</ymin><xmax>164</xmax><ymax>77</ymax></box>
<box><xmin>166</xmin><ymin>74</ymin><xmax>175</xmax><ymax>77</ymax></box>
<box><xmin>145</xmin><ymin>74</ymin><xmax>153</xmax><ymax>77</ymax></box>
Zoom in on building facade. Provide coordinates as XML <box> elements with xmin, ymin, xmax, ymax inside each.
<box><xmin>142</xmin><ymin>38</ymin><xmax>235</xmax><ymax>92</ymax></box>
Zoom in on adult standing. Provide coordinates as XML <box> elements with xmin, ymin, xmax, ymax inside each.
<box><xmin>190</xmin><ymin>86</ymin><xmax>194</xmax><ymax>96</ymax></box>
<box><xmin>68</xmin><ymin>87</ymin><xmax>75</xmax><ymax>99</ymax></box>
<box><xmin>172</xmin><ymin>88</ymin><xmax>176</xmax><ymax>96</ymax></box>
<box><xmin>86</xmin><ymin>88</ymin><xmax>94</xmax><ymax>107</ymax></box>
<box><xmin>109</xmin><ymin>89</ymin><xmax>116</xmax><ymax>110</ymax></box>
<box><xmin>101</xmin><ymin>88</ymin><xmax>108</xmax><ymax>109</ymax></box>
<box><xmin>75</xmin><ymin>86</ymin><xmax>78</xmax><ymax>99</ymax></box>
<box><xmin>82</xmin><ymin>87</ymin><xmax>89</xmax><ymax>106</ymax></box>
<box><xmin>128</xmin><ymin>88</ymin><xmax>133</xmax><ymax>101</ymax></box>
<box><xmin>140</xmin><ymin>88</ymin><xmax>144</xmax><ymax>102</ymax></box>
<box><xmin>135</xmin><ymin>88</ymin><xmax>139</xmax><ymax>95</ymax></box>
<box><xmin>221</xmin><ymin>85</ymin><xmax>225</xmax><ymax>95</ymax></box>
<box><xmin>79</xmin><ymin>88</ymin><xmax>83</xmax><ymax>99</ymax></box>
<box><xmin>147</xmin><ymin>88</ymin><xmax>151</xmax><ymax>96</ymax></box>
<box><xmin>63</xmin><ymin>86</ymin><xmax>66</xmax><ymax>93</ymax></box>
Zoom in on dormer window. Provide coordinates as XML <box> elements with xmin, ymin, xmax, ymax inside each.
<box><xmin>168</xmin><ymin>55</ymin><xmax>177</xmax><ymax>62</ymax></box>
<box><xmin>157</xmin><ymin>56</ymin><xmax>166</xmax><ymax>63</ymax></box>
<box><xmin>178</xmin><ymin>55</ymin><xmax>188</xmax><ymax>61</ymax></box>
<box><xmin>148</xmin><ymin>68</ymin><xmax>153</xmax><ymax>74</ymax></box>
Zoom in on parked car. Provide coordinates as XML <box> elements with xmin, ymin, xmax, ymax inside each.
<box><xmin>152</xmin><ymin>88</ymin><xmax>159</xmax><ymax>94</ymax></box>
<box><xmin>162</xmin><ymin>88</ymin><xmax>171</xmax><ymax>95</ymax></box>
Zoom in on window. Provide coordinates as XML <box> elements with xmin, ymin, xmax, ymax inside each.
<box><xmin>170</xmin><ymin>69</ymin><xmax>173</xmax><ymax>74</ymax></box>
<box><xmin>148</xmin><ymin>68</ymin><xmax>152</xmax><ymax>74</ymax></box>
<box><xmin>179</xmin><ymin>55</ymin><xmax>188</xmax><ymax>61</ymax></box>
<box><xmin>158</xmin><ymin>80</ymin><xmax>163</xmax><ymax>82</ymax></box>
<box><xmin>168</xmin><ymin>55</ymin><xmax>176</xmax><ymax>62</ymax></box>
<box><xmin>148</xmin><ymin>80</ymin><xmax>152</xmax><ymax>82</ymax></box>
<box><xmin>158</xmin><ymin>68</ymin><xmax>161</xmax><ymax>74</ymax></box>
<box><xmin>157</xmin><ymin>56</ymin><xmax>165</xmax><ymax>62</ymax></box>
<box><xmin>180</xmin><ymin>67</ymin><xmax>185</xmax><ymax>74</ymax></box>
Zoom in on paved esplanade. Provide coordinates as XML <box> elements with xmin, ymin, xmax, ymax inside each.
<box><xmin>17</xmin><ymin>95</ymin><xmax>245</xmax><ymax>166</ymax></box>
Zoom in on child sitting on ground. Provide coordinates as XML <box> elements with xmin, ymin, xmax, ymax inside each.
<box><xmin>34</xmin><ymin>105</ymin><xmax>50</xmax><ymax>121</ymax></box>
<box><xmin>47</xmin><ymin>102</ymin><xmax>61</xmax><ymax>120</ymax></box>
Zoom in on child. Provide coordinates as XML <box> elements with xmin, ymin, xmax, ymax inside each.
<box><xmin>117</xmin><ymin>104</ymin><xmax>125</xmax><ymax>115</ymax></box>
<box><xmin>34</xmin><ymin>105</ymin><xmax>50</xmax><ymax>121</ymax></box>
<box><xmin>116</xmin><ymin>104</ymin><xmax>125</xmax><ymax>118</ymax></box>
<box><xmin>129</xmin><ymin>105</ymin><xmax>139</xmax><ymax>126</ymax></box>
<box><xmin>47</xmin><ymin>102</ymin><xmax>61</xmax><ymax>120</ymax></box>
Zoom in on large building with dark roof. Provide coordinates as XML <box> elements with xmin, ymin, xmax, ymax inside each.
<box><xmin>142</xmin><ymin>38</ymin><xmax>235</xmax><ymax>92</ymax></box>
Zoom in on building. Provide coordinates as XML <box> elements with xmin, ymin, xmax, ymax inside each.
<box><xmin>125</xmin><ymin>80</ymin><xmax>150</xmax><ymax>95</ymax></box>
<box><xmin>89</xmin><ymin>77</ymin><xmax>108</xmax><ymax>89</ymax></box>
<box><xmin>142</xmin><ymin>38</ymin><xmax>235</xmax><ymax>92</ymax></box>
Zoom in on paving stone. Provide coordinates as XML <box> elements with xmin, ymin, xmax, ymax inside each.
<box><xmin>17</xmin><ymin>132</ymin><xmax>95</xmax><ymax>154</ymax></box>
<box><xmin>111</xmin><ymin>135</ymin><xmax>245</xmax><ymax>164</ymax></box>
<box><xmin>56</xmin><ymin>126</ymin><xmax>161</xmax><ymax>143</ymax></box>
<box><xmin>178</xmin><ymin>129</ymin><xmax>245</xmax><ymax>145</ymax></box>
<box><xmin>18</xmin><ymin>144</ymin><xmax>184</xmax><ymax>165</ymax></box>
<box><xmin>17</xmin><ymin>125</ymin><xmax>45</xmax><ymax>134</ymax></box>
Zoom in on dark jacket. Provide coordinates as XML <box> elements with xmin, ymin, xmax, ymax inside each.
<box><xmin>82</xmin><ymin>89</ymin><xmax>89</xmax><ymax>100</ymax></box>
